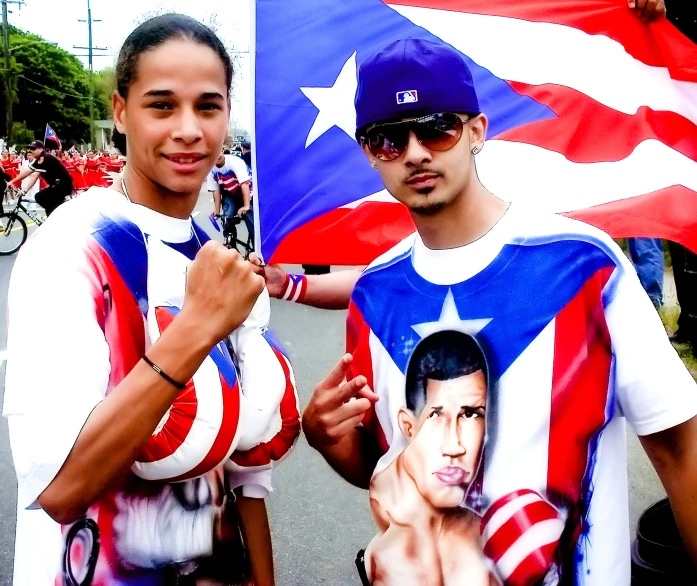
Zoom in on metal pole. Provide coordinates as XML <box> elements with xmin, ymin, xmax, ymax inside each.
<box><xmin>87</xmin><ymin>0</ymin><xmax>94</xmax><ymax>148</ymax></box>
<box><xmin>2</xmin><ymin>0</ymin><xmax>12</xmax><ymax>146</ymax></box>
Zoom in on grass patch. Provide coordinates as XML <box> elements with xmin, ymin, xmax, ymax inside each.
<box><xmin>659</xmin><ymin>305</ymin><xmax>697</xmax><ymax>379</ymax></box>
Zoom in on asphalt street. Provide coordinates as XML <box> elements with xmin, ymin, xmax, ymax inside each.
<box><xmin>0</xmin><ymin>191</ymin><xmax>667</xmax><ymax>585</ymax></box>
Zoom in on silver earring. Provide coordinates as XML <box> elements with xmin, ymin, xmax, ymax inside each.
<box><xmin>372</xmin><ymin>162</ymin><xmax>378</xmax><ymax>169</ymax></box>
<box><xmin>472</xmin><ymin>146</ymin><xmax>480</xmax><ymax>155</ymax></box>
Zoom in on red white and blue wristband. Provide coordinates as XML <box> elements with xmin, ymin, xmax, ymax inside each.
<box><xmin>278</xmin><ymin>273</ymin><xmax>307</xmax><ymax>302</ymax></box>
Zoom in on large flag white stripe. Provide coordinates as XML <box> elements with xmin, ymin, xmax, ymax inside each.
<box><xmin>340</xmin><ymin>138</ymin><xmax>697</xmax><ymax>212</ymax></box>
<box><xmin>390</xmin><ymin>5</ymin><xmax>697</xmax><ymax>126</ymax></box>
<box><xmin>479</xmin><ymin>139</ymin><xmax>697</xmax><ymax>212</ymax></box>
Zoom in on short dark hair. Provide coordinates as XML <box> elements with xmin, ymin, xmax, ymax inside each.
<box><xmin>405</xmin><ymin>330</ymin><xmax>487</xmax><ymax>416</ymax></box>
<box><xmin>115</xmin><ymin>14</ymin><xmax>233</xmax><ymax>100</ymax></box>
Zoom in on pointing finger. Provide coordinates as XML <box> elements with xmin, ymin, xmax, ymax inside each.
<box><xmin>316</xmin><ymin>354</ymin><xmax>353</xmax><ymax>393</ymax></box>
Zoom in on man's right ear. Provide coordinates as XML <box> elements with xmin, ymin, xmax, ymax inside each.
<box><xmin>397</xmin><ymin>408</ymin><xmax>417</xmax><ymax>440</ymax></box>
<box><xmin>361</xmin><ymin>143</ymin><xmax>379</xmax><ymax>170</ymax></box>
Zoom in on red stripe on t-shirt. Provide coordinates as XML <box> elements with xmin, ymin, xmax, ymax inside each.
<box><xmin>137</xmin><ymin>307</ymin><xmax>199</xmax><ymax>463</ymax></box>
<box><xmin>85</xmin><ymin>239</ymin><xmax>145</xmax><ymax>389</ymax></box>
<box><xmin>547</xmin><ymin>265</ymin><xmax>613</xmax><ymax>556</ymax></box>
<box><xmin>347</xmin><ymin>300</ymin><xmax>389</xmax><ymax>454</ymax></box>
<box><xmin>506</xmin><ymin>541</ymin><xmax>561</xmax><ymax>586</ymax></box>
<box><xmin>169</xmin><ymin>372</ymin><xmax>241</xmax><ymax>482</ymax></box>
<box><xmin>483</xmin><ymin>501</ymin><xmax>561</xmax><ymax>562</ymax></box>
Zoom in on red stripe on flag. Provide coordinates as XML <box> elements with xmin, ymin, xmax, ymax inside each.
<box><xmin>230</xmin><ymin>349</ymin><xmax>301</xmax><ymax>468</ymax></box>
<box><xmin>137</xmin><ymin>307</ymin><xmax>199</xmax><ymax>463</ymax></box>
<box><xmin>548</xmin><ymin>266</ymin><xmax>613</xmax><ymax>551</ymax></box>
<box><xmin>386</xmin><ymin>0</ymin><xmax>697</xmax><ymax>81</ymax></box>
<box><xmin>270</xmin><ymin>203</ymin><xmax>416</xmax><ymax>265</ymax></box>
<box><xmin>347</xmin><ymin>301</ymin><xmax>389</xmax><ymax>455</ymax></box>
<box><xmin>500</xmin><ymin>82</ymin><xmax>697</xmax><ymax>164</ymax></box>
<box><xmin>272</xmin><ymin>184</ymin><xmax>697</xmax><ymax>265</ymax></box>
<box><xmin>565</xmin><ymin>185</ymin><xmax>697</xmax><ymax>254</ymax></box>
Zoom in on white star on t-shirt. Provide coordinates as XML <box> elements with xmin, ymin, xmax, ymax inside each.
<box><xmin>300</xmin><ymin>52</ymin><xmax>358</xmax><ymax>148</ymax></box>
<box><xmin>411</xmin><ymin>289</ymin><xmax>492</xmax><ymax>339</ymax></box>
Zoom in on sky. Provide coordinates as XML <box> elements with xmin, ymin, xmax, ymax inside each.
<box><xmin>10</xmin><ymin>0</ymin><xmax>253</xmax><ymax>132</ymax></box>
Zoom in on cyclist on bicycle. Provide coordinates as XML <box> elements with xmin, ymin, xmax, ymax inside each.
<box><xmin>7</xmin><ymin>140</ymin><xmax>73</xmax><ymax>217</ymax></box>
<box><xmin>208</xmin><ymin>151</ymin><xmax>253</xmax><ymax>236</ymax></box>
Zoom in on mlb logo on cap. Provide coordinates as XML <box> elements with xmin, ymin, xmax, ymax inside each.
<box><xmin>396</xmin><ymin>90</ymin><xmax>418</xmax><ymax>104</ymax></box>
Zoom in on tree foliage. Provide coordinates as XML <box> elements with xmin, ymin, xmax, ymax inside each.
<box><xmin>11</xmin><ymin>120</ymin><xmax>33</xmax><ymax>146</ymax></box>
<box><xmin>0</xmin><ymin>26</ymin><xmax>110</xmax><ymax>146</ymax></box>
<box><xmin>94</xmin><ymin>67</ymin><xmax>115</xmax><ymax>118</ymax></box>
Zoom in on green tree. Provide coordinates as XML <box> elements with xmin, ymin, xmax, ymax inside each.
<box><xmin>94</xmin><ymin>66</ymin><xmax>115</xmax><ymax>118</ymax></box>
<box><xmin>0</xmin><ymin>26</ymin><xmax>107</xmax><ymax>146</ymax></box>
<box><xmin>11</xmin><ymin>120</ymin><xmax>33</xmax><ymax>146</ymax></box>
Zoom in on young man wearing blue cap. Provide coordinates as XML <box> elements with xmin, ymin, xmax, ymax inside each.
<box><xmin>302</xmin><ymin>38</ymin><xmax>697</xmax><ymax>585</ymax></box>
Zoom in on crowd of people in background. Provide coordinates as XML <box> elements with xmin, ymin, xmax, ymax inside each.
<box><xmin>0</xmin><ymin>145</ymin><xmax>125</xmax><ymax>199</ymax></box>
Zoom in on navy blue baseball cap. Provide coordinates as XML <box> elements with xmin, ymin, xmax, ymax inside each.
<box><xmin>355</xmin><ymin>38</ymin><xmax>480</xmax><ymax>133</ymax></box>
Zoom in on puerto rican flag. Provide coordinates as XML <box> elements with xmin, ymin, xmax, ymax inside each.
<box><xmin>253</xmin><ymin>0</ymin><xmax>697</xmax><ymax>264</ymax></box>
<box><xmin>44</xmin><ymin>124</ymin><xmax>61</xmax><ymax>150</ymax></box>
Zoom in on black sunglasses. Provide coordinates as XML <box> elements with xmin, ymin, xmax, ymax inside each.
<box><xmin>359</xmin><ymin>112</ymin><xmax>469</xmax><ymax>161</ymax></box>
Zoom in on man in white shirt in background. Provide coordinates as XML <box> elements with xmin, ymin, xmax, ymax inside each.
<box><xmin>208</xmin><ymin>150</ymin><xmax>254</xmax><ymax>236</ymax></box>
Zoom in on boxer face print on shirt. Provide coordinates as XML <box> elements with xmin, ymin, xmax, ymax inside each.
<box><xmin>396</xmin><ymin>335</ymin><xmax>487</xmax><ymax>511</ymax></box>
<box><xmin>365</xmin><ymin>331</ymin><xmax>496</xmax><ymax>586</ymax></box>
<box><xmin>364</xmin><ymin>330</ymin><xmax>565</xmax><ymax>586</ymax></box>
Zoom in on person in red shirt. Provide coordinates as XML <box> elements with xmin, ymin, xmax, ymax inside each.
<box><xmin>104</xmin><ymin>151</ymin><xmax>124</xmax><ymax>173</ymax></box>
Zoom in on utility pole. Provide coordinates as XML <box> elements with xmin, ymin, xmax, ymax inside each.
<box><xmin>74</xmin><ymin>0</ymin><xmax>105</xmax><ymax>148</ymax></box>
<box><xmin>2</xmin><ymin>0</ymin><xmax>24</xmax><ymax>146</ymax></box>
<box><xmin>2</xmin><ymin>0</ymin><xmax>10</xmax><ymax>146</ymax></box>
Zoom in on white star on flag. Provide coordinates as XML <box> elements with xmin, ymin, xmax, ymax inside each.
<box><xmin>411</xmin><ymin>289</ymin><xmax>492</xmax><ymax>339</ymax></box>
<box><xmin>300</xmin><ymin>52</ymin><xmax>358</xmax><ymax>148</ymax></box>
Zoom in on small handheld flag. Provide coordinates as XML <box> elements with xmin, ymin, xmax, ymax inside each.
<box><xmin>44</xmin><ymin>124</ymin><xmax>61</xmax><ymax>150</ymax></box>
<box><xmin>209</xmin><ymin>213</ymin><xmax>221</xmax><ymax>232</ymax></box>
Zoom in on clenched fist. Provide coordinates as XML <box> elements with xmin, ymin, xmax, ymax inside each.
<box><xmin>182</xmin><ymin>241</ymin><xmax>264</xmax><ymax>346</ymax></box>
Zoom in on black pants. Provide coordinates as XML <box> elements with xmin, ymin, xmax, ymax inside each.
<box><xmin>35</xmin><ymin>184</ymin><xmax>71</xmax><ymax>217</ymax></box>
<box><xmin>668</xmin><ymin>241</ymin><xmax>697</xmax><ymax>337</ymax></box>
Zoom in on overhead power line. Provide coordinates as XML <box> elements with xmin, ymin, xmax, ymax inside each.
<box><xmin>17</xmin><ymin>74</ymin><xmax>89</xmax><ymax>100</ymax></box>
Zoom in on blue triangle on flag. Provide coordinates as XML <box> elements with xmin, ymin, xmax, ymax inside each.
<box><xmin>256</xmin><ymin>0</ymin><xmax>555</xmax><ymax>260</ymax></box>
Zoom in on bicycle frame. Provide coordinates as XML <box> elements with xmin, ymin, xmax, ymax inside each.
<box><xmin>10</xmin><ymin>192</ymin><xmax>44</xmax><ymax>226</ymax></box>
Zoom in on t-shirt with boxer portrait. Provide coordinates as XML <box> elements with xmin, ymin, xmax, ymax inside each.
<box><xmin>347</xmin><ymin>204</ymin><xmax>697</xmax><ymax>586</ymax></box>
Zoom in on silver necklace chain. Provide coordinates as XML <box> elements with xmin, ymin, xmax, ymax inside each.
<box><xmin>119</xmin><ymin>175</ymin><xmax>203</xmax><ymax>248</ymax></box>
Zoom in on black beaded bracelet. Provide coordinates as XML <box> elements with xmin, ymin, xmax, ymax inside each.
<box><xmin>142</xmin><ymin>355</ymin><xmax>187</xmax><ymax>390</ymax></box>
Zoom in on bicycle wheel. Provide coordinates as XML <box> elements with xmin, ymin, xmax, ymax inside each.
<box><xmin>0</xmin><ymin>213</ymin><xmax>27</xmax><ymax>255</ymax></box>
